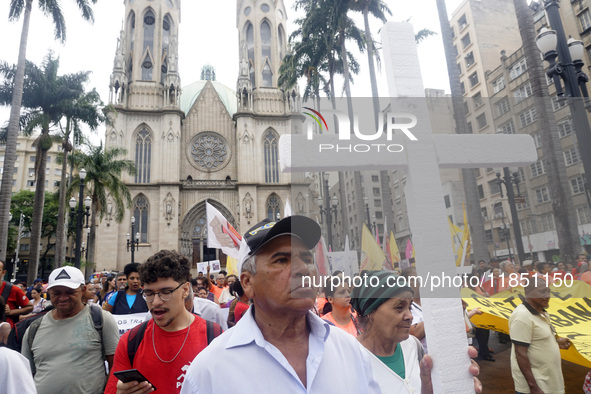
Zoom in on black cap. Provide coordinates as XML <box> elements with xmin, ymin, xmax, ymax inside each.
<box><xmin>243</xmin><ymin>215</ymin><xmax>321</xmax><ymax>258</ymax></box>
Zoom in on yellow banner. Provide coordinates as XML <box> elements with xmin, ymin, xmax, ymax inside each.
<box><xmin>462</xmin><ymin>281</ymin><xmax>591</xmax><ymax>368</ymax></box>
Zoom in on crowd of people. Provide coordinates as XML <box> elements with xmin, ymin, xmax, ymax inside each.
<box><xmin>0</xmin><ymin>215</ymin><xmax>589</xmax><ymax>393</ymax></box>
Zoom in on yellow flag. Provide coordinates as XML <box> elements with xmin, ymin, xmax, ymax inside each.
<box><xmin>225</xmin><ymin>256</ymin><xmax>238</xmax><ymax>276</ymax></box>
<box><xmin>361</xmin><ymin>223</ymin><xmax>385</xmax><ymax>272</ymax></box>
<box><xmin>463</xmin><ymin>203</ymin><xmax>472</xmax><ymax>260</ymax></box>
<box><xmin>389</xmin><ymin>232</ymin><xmax>401</xmax><ymax>264</ymax></box>
<box><xmin>448</xmin><ymin>216</ymin><xmax>463</xmax><ymax>254</ymax></box>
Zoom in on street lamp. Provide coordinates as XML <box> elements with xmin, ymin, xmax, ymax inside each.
<box><xmin>495</xmin><ymin>167</ymin><xmax>526</xmax><ymax>264</ymax></box>
<box><xmin>363</xmin><ymin>196</ymin><xmax>371</xmax><ymax>228</ymax></box>
<box><xmin>317</xmin><ymin>173</ymin><xmax>339</xmax><ymax>249</ymax></box>
<box><xmin>69</xmin><ymin>169</ymin><xmax>90</xmax><ymax>269</ymax></box>
<box><xmin>536</xmin><ymin>2</ymin><xmax>591</xmax><ymax>201</ymax></box>
<box><xmin>126</xmin><ymin>216</ymin><xmax>139</xmax><ymax>264</ymax></box>
<box><xmin>498</xmin><ymin>219</ymin><xmax>513</xmax><ymax>263</ymax></box>
<box><xmin>85</xmin><ymin>226</ymin><xmax>90</xmax><ymax>261</ymax></box>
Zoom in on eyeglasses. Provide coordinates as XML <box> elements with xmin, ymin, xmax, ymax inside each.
<box><xmin>142</xmin><ymin>283</ymin><xmax>184</xmax><ymax>302</ymax></box>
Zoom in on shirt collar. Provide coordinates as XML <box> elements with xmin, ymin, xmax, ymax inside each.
<box><xmin>522</xmin><ymin>300</ymin><xmax>545</xmax><ymax>315</ymax></box>
<box><xmin>225</xmin><ymin>306</ymin><xmax>331</xmax><ymax>349</ymax></box>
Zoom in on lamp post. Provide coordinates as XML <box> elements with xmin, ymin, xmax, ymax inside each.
<box><xmin>537</xmin><ymin>1</ymin><xmax>591</xmax><ymax>198</ymax></box>
<box><xmin>126</xmin><ymin>216</ymin><xmax>139</xmax><ymax>264</ymax></box>
<box><xmin>85</xmin><ymin>226</ymin><xmax>90</xmax><ymax>261</ymax></box>
<box><xmin>495</xmin><ymin>167</ymin><xmax>526</xmax><ymax>264</ymax></box>
<box><xmin>499</xmin><ymin>219</ymin><xmax>513</xmax><ymax>263</ymax></box>
<box><xmin>363</xmin><ymin>196</ymin><xmax>371</xmax><ymax>228</ymax></box>
<box><xmin>69</xmin><ymin>169</ymin><xmax>90</xmax><ymax>269</ymax></box>
<box><xmin>317</xmin><ymin>173</ymin><xmax>339</xmax><ymax>249</ymax></box>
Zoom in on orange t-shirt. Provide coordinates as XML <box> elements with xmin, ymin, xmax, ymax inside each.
<box><xmin>316</xmin><ymin>297</ymin><xmax>327</xmax><ymax>315</ymax></box>
<box><xmin>211</xmin><ymin>285</ymin><xmax>225</xmax><ymax>300</ymax></box>
<box><xmin>322</xmin><ymin>311</ymin><xmax>358</xmax><ymax>337</ymax></box>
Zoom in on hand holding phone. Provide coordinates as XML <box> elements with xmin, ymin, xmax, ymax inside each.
<box><xmin>113</xmin><ymin>369</ymin><xmax>156</xmax><ymax>393</ymax></box>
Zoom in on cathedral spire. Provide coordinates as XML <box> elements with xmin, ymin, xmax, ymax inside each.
<box><xmin>109</xmin><ymin>0</ymin><xmax>181</xmax><ymax>109</ymax></box>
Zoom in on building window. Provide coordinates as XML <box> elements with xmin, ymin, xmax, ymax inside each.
<box><xmin>514</xmin><ymin>82</ymin><xmax>533</xmax><ymax>103</ymax></box>
<box><xmin>552</xmin><ymin>95</ymin><xmax>568</xmax><ymax>111</ymax></box>
<box><xmin>571</xmin><ymin>176</ymin><xmax>585</xmax><ymax>194</ymax></box>
<box><xmin>261</xmin><ymin>21</ymin><xmax>273</xmax><ymax>87</ymax></box>
<box><xmin>579</xmin><ymin>9</ymin><xmax>591</xmax><ymax>31</ymax></box>
<box><xmin>530</xmin><ymin>160</ymin><xmax>546</xmax><ymax>177</ymax></box>
<box><xmin>516</xmin><ymin>193</ymin><xmax>530</xmax><ymax>210</ymax></box>
<box><xmin>264</xmin><ymin>130</ymin><xmax>279</xmax><ymax>183</ymax></box>
<box><xmin>472</xmin><ymin>92</ymin><xmax>482</xmax><ymax>108</ymax></box>
<box><xmin>558</xmin><ymin>118</ymin><xmax>573</xmax><ymax>138</ymax></box>
<box><xmin>481</xmin><ymin>207</ymin><xmax>488</xmax><ymax>220</ymax></box>
<box><xmin>55</xmin><ymin>168</ymin><xmax>62</xmax><ymax>176</ymax></box>
<box><xmin>141</xmin><ymin>10</ymin><xmax>156</xmax><ymax>80</ymax></box>
<box><xmin>373</xmin><ymin>188</ymin><xmax>380</xmax><ymax>196</ymax></box>
<box><xmin>460</xmin><ymin>81</ymin><xmax>466</xmax><ymax>95</ymax></box>
<box><xmin>453</xmin><ymin>45</ymin><xmax>458</xmax><ymax>57</ymax></box>
<box><xmin>485</xmin><ymin>229</ymin><xmax>493</xmax><ymax>244</ymax></box>
<box><xmin>464</xmin><ymin>101</ymin><xmax>470</xmax><ymax>115</ymax></box>
<box><xmin>458</xmin><ymin>14</ymin><xmax>468</xmax><ymax>30</ymax></box>
<box><xmin>374</xmin><ymin>199</ymin><xmax>382</xmax><ymax>207</ymax></box>
<box><xmin>519</xmin><ymin>107</ymin><xmax>537</xmax><ymax>127</ymax></box>
<box><xmin>371</xmin><ymin>175</ymin><xmax>379</xmax><ymax>182</ymax></box>
<box><xmin>135</xmin><ymin>127</ymin><xmax>152</xmax><ymax>183</ymax></box>
<box><xmin>30</xmin><ymin>156</ymin><xmax>35</xmax><ymax>162</ymax></box>
<box><xmin>444</xmin><ymin>195</ymin><xmax>451</xmax><ymax>208</ymax></box>
<box><xmin>577</xmin><ymin>207</ymin><xmax>591</xmax><ymax>224</ymax></box>
<box><xmin>465</xmin><ymin>51</ymin><xmax>475</xmax><ymax>68</ymax></box>
<box><xmin>461</xmin><ymin>33</ymin><xmax>471</xmax><ymax>49</ymax></box>
<box><xmin>546</xmin><ymin>73</ymin><xmax>554</xmax><ymax>86</ymax></box>
<box><xmin>489</xmin><ymin>179</ymin><xmax>501</xmax><ymax>196</ymax></box>
<box><xmin>476</xmin><ymin>113</ymin><xmax>487</xmax><ymax>129</ymax></box>
<box><xmin>496</xmin><ymin>97</ymin><xmax>510</xmax><ymax>116</ymax></box>
<box><xmin>478</xmin><ymin>184</ymin><xmax>485</xmax><ymax>199</ymax></box>
<box><xmin>564</xmin><ymin>147</ymin><xmax>580</xmax><ymax>166</ymax></box>
<box><xmin>46</xmin><ymin>156</ymin><xmax>51</xmax><ymax>163</ymax></box>
<box><xmin>20</xmin><ymin>244</ymin><xmax>29</xmax><ymax>252</ymax></box>
<box><xmin>133</xmin><ymin>195</ymin><xmax>149</xmax><ymax>243</ymax></box>
<box><xmin>375</xmin><ymin>211</ymin><xmax>383</xmax><ymax>219</ymax></box>
<box><xmin>533</xmin><ymin>133</ymin><xmax>542</xmax><ymax>148</ymax></box>
<box><xmin>493</xmin><ymin>77</ymin><xmax>505</xmax><ymax>93</ymax></box>
<box><xmin>539</xmin><ymin>213</ymin><xmax>555</xmax><ymax>232</ymax></box>
<box><xmin>457</xmin><ymin>63</ymin><xmax>462</xmax><ymax>75</ymax></box>
<box><xmin>27</xmin><ymin>180</ymin><xmax>35</xmax><ymax>187</ymax></box>
<box><xmin>535</xmin><ymin>186</ymin><xmax>550</xmax><ymax>204</ymax></box>
<box><xmin>266</xmin><ymin>194</ymin><xmax>281</xmax><ymax>220</ymax></box>
<box><xmin>509</xmin><ymin>58</ymin><xmax>527</xmax><ymax>80</ymax></box>
<box><xmin>28</xmin><ymin>168</ymin><xmax>35</xmax><ymax>177</ymax></box>
<box><xmin>469</xmin><ymin>71</ymin><xmax>479</xmax><ymax>87</ymax></box>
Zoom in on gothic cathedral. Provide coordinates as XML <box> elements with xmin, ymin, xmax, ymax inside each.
<box><xmin>95</xmin><ymin>0</ymin><xmax>308</xmax><ymax>271</ymax></box>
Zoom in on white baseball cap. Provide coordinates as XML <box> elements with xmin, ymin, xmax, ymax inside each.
<box><xmin>47</xmin><ymin>266</ymin><xmax>85</xmax><ymax>290</ymax></box>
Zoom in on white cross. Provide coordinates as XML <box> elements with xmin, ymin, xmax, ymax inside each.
<box><xmin>280</xmin><ymin>22</ymin><xmax>537</xmax><ymax>393</ymax></box>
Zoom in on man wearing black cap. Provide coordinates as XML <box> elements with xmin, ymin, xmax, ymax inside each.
<box><xmin>181</xmin><ymin>216</ymin><xmax>380</xmax><ymax>393</ymax></box>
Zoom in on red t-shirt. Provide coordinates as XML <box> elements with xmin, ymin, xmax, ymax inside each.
<box><xmin>105</xmin><ymin>315</ymin><xmax>211</xmax><ymax>394</ymax></box>
<box><xmin>234</xmin><ymin>301</ymin><xmax>249</xmax><ymax>323</ymax></box>
<box><xmin>0</xmin><ymin>282</ymin><xmax>30</xmax><ymax>327</ymax></box>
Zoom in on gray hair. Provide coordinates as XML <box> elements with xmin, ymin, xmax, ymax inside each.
<box><xmin>241</xmin><ymin>255</ymin><xmax>257</xmax><ymax>275</ymax></box>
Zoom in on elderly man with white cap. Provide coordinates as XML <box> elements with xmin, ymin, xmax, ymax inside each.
<box><xmin>21</xmin><ymin>266</ymin><xmax>119</xmax><ymax>394</ymax></box>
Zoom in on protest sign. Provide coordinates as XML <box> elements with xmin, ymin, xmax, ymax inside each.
<box><xmin>113</xmin><ymin>312</ymin><xmax>148</xmax><ymax>336</ymax></box>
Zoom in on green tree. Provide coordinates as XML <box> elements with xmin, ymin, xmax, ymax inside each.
<box><xmin>70</xmin><ymin>142</ymin><xmax>136</xmax><ymax>278</ymax></box>
<box><xmin>54</xmin><ymin>89</ymin><xmax>104</xmax><ymax>267</ymax></box>
<box><xmin>0</xmin><ymin>0</ymin><xmax>98</xmax><ymax>264</ymax></box>
<box><xmin>0</xmin><ymin>53</ymin><xmax>92</xmax><ymax>284</ymax></box>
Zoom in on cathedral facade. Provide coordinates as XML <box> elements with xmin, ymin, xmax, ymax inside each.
<box><xmin>95</xmin><ymin>0</ymin><xmax>309</xmax><ymax>271</ymax></box>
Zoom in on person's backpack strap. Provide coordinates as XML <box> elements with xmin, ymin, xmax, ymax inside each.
<box><xmin>89</xmin><ymin>305</ymin><xmax>105</xmax><ymax>361</ymax></box>
<box><xmin>206</xmin><ymin>320</ymin><xmax>222</xmax><ymax>345</ymax></box>
<box><xmin>1</xmin><ymin>282</ymin><xmax>13</xmax><ymax>301</ymax></box>
<box><xmin>127</xmin><ymin>321</ymin><xmax>149</xmax><ymax>366</ymax></box>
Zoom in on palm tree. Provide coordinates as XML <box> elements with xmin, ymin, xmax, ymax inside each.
<box><xmin>512</xmin><ymin>0</ymin><xmax>580</xmax><ymax>261</ymax></box>
<box><xmin>0</xmin><ymin>53</ymin><xmax>91</xmax><ymax>283</ymax></box>
<box><xmin>70</xmin><ymin>143</ymin><xmax>135</xmax><ymax>278</ymax></box>
<box><xmin>435</xmin><ymin>0</ymin><xmax>489</xmax><ymax>264</ymax></box>
<box><xmin>54</xmin><ymin>89</ymin><xmax>104</xmax><ymax>267</ymax></box>
<box><xmin>0</xmin><ymin>0</ymin><xmax>98</xmax><ymax>264</ymax></box>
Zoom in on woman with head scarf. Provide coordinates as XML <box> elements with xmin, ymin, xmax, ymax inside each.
<box><xmin>351</xmin><ymin>270</ymin><xmax>481</xmax><ymax>393</ymax></box>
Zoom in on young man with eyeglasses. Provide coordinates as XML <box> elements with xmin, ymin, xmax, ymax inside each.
<box><xmin>105</xmin><ymin>250</ymin><xmax>221</xmax><ymax>394</ymax></box>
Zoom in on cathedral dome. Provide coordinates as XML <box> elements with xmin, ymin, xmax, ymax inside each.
<box><xmin>180</xmin><ymin>80</ymin><xmax>237</xmax><ymax>117</ymax></box>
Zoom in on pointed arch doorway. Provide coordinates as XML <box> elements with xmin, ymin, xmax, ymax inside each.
<box><xmin>180</xmin><ymin>201</ymin><xmax>237</xmax><ymax>270</ymax></box>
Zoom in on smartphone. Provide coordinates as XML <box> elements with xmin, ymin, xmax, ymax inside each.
<box><xmin>113</xmin><ymin>369</ymin><xmax>157</xmax><ymax>391</ymax></box>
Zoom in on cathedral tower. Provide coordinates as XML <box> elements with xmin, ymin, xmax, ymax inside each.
<box><xmin>97</xmin><ymin>0</ymin><xmax>183</xmax><ymax>270</ymax></box>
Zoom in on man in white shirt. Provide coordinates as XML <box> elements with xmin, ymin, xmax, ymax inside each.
<box><xmin>181</xmin><ymin>216</ymin><xmax>380</xmax><ymax>393</ymax></box>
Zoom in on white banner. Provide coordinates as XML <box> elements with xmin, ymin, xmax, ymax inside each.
<box><xmin>327</xmin><ymin>251</ymin><xmax>358</xmax><ymax>277</ymax></box>
<box><xmin>206</xmin><ymin>202</ymin><xmax>241</xmax><ymax>258</ymax></box>
<box><xmin>113</xmin><ymin>312</ymin><xmax>148</xmax><ymax>336</ymax></box>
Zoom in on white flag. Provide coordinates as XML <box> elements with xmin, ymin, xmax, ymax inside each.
<box><xmin>284</xmin><ymin>198</ymin><xmax>293</xmax><ymax>217</ymax></box>
<box><xmin>206</xmin><ymin>202</ymin><xmax>242</xmax><ymax>259</ymax></box>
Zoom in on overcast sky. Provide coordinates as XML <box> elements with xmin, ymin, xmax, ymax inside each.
<box><xmin>0</xmin><ymin>0</ymin><xmax>467</xmax><ymax>142</ymax></box>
